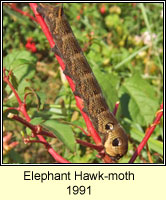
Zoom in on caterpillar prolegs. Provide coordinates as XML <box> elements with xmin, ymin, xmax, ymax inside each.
<box><xmin>37</xmin><ymin>3</ymin><xmax>128</xmax><ymax>160</ymax></box>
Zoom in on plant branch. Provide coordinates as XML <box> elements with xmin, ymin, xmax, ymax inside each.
<box><xmin>129</xmin><ymin>103</ymin><xmax>163</xmax><ymax>163</ymax></box>
<box><xmin>8</xmin><ymin>113</ymin><xmax>56</xmax><ymax>138</ymax></box>
<box><xmin>113</xmin><ymin>101</ymin><xmax>120</xmax><ymax>115</ymax></box>
<box><xmin>4</xmin><ymin>3</ymin><xmax>38</xmax><ymax>22</ymax></box>
<box><xmin>3</xmin><ymin>68</ymin><xmax>70</xmax><ymax>163</ymax></box>
<box><xmin>76</xmin><ymin>139</ymin><xmax>103</xmax><ymax>152</ymax></box>
<box><xmin>3</xmin><ymin>68</ymin><xmax>22</xmax><ymax>107</ymax></box>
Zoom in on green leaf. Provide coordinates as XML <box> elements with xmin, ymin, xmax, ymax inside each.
<box><xmin>30</xmin><ymin>117</ymin><xmax>44</xmax><ymax>125</ymax></box>
<box><xmin>3</xmin><ymin>50</ymin><xmax>36</xmax><ymax>94</ymax></box>
<box><xmin>93</xmin><ymin>67</ymin><xmax>120</xmax><ymax>112</ymax></box>
<box><xmin>43</xmin><ymin>120</ymin><xmax>75</xmax><ymax>153</ymax></box>
<box><xmin>3</xmin><ymin>50</ymin><xmax>36</xmax><ymax>71</ymax></box>
<box><xmin>122</xmin><ymin>73</ymin><xmax>159</xmax><ymax>126</ymax></box>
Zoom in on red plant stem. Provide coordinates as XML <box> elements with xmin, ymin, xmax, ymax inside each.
<box><xmin>30</xmin><ymin>3</ymin><xmax>101</xmax><ymax>146</ymax></box>
<box><xmin>3</xmin><ymin>71</ymin><xmax>69</xmax><ymax>163</ymax></box>
<box><xmin>8</xmin><ymin>114</ymin><xmax>56</xmax><ymax>138</ymax></box>
<box><xmin>129</xmin><ymin>103</ymin><xmax>163</xmax><ymax>163</ymax></box>
<box><xmin>76</xmin><ymin>139</ymin><xmax>103</xmax><ymax>152</ymax></box>
<box><xmin>113</xmin><ymin>101</ymin><xmax>120</xmax><ymax>116</ymax></box>
<box><xmin>3</xmin><ymin>69</ymin><xmax>22</xmax><ymax>107</ymax></box>
<box><xmin>72</xmin><ymin>125</ymin><xmax>90</xmax><ymax>137</ymax></box>
<box><xmin>6</xmin><ymin>3</ymin><xmax>38</xmax><ymax>22</ymax></box>
<box><xmin>36</xmin><ymin>135</ymin><xmax>70</xmax><ymax>163</ymax></box>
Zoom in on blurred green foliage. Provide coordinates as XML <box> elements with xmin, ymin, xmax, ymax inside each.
<box><xmin>3</xmin><ymin>3</ymin><xmax>163</xmax><ymax>164</ymax></box>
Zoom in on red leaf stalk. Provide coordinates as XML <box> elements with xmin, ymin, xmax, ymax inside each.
<box><xmin>76</xmin><ymin>139</ymin><xmax>103</xmax><ymax>152</ymax></box>
<box><xmin>129</xmin><ymin>103</ymin><xmax>163</xmax><ymax>163</ymax></box>
<box><xmin>113</xmin><ymin>101</ymin><xmax>120</xmax><ymax>115</ymax></box>
<box><xmin>4</xmin><ymin>3</ymin><xmax>38</xmax><ymax>22</ymax></box>
<box><xmin>8</xmin><ymin>114</ymin><xmax>56</xmax><ymax>138</ymax></box>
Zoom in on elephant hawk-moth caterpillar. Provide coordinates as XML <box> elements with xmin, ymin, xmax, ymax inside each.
<box><xmin>37</xmin><ymin>3</ymin><xmax>128</xmax><ymax>160</ymax></box>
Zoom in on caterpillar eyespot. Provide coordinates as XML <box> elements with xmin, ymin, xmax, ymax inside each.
<box><xmin>112</xmin><ymin>138</ymin><xmax>122</xmax><ymax>146</ymax></box>
<box><xmin>37</xmin><ymin>3</ymin><xmax>128</xmax><ymax>160</ymax></box>
<box><xmin>105</xmin><ymin>123</ymin><xmax>114</xmax><ymax>131</ymax></box>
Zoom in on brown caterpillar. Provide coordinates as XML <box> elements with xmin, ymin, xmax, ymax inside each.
<box><xmin>37</xmin><ymin>3</ymin><xmax>128</xmax><ymax>160</ymax></box>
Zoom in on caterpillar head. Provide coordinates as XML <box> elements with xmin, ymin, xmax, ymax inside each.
<box><xmin>103</xmin><ymin>122</ymin><xmax>128</xmax><ymax>160</ymax></box>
